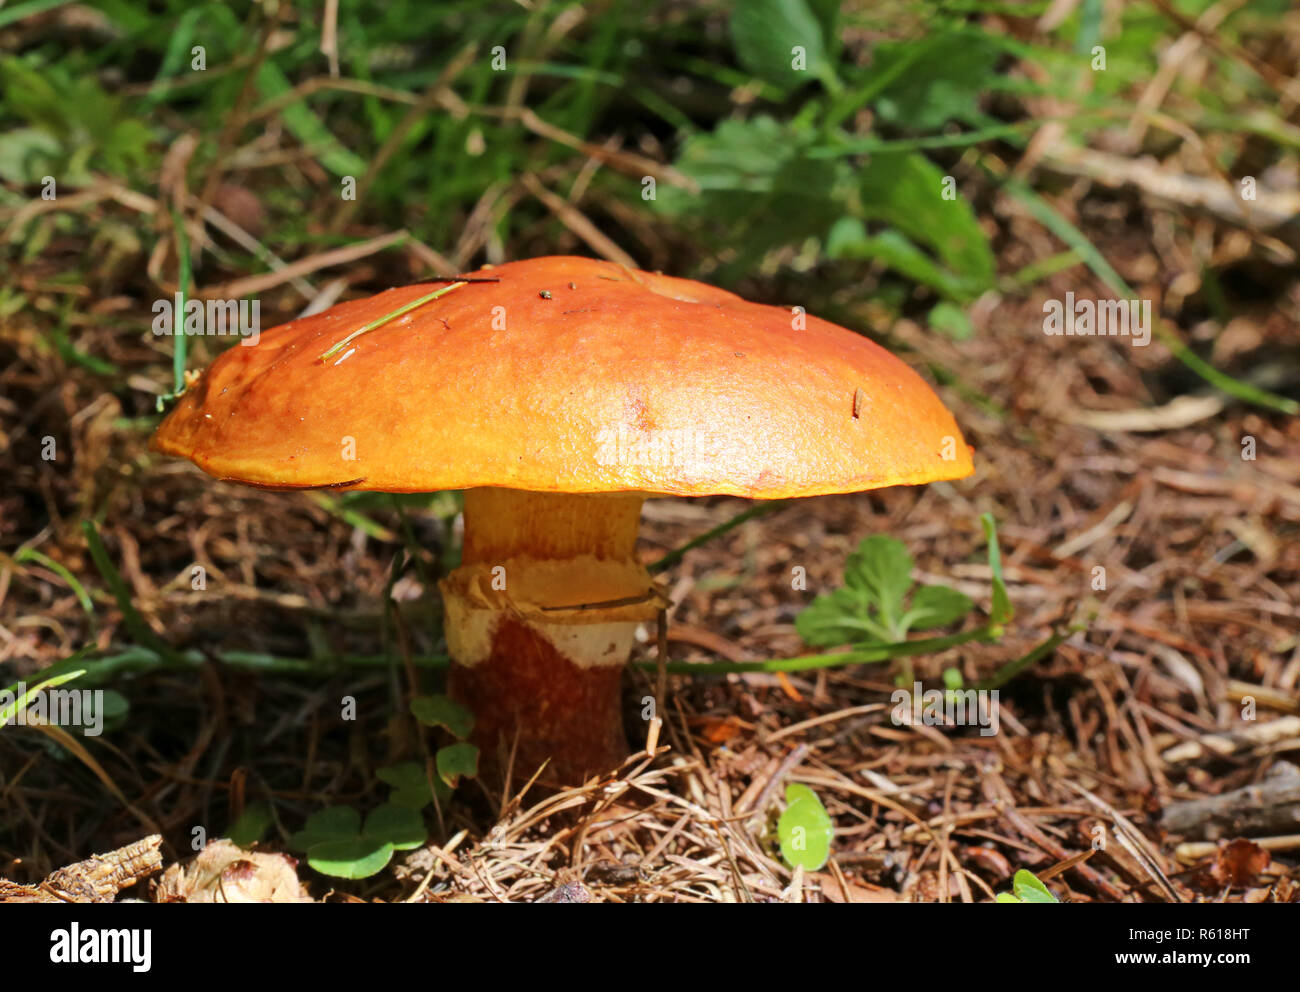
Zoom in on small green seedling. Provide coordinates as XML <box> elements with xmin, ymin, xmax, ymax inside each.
<box><xmin>996</xmin><ymin>869</ymin><xmax>1059</xmax><ymax>903</ymax></box>
<box><xmin>796</xmin><ymin>536</ymin><xmax>974</xmax><ymax>647</ymax></box>
<box><xmin>289</xmin><ymin>804</ymin><xmax>426</xmax><ymax>880</ymax></box>
<box><xmin>777</xmin><ymin>783</ymin><xmax>834</xmax><ymax>871</ymax></box>
<box><xmin>795</xmin><ymin>514</ymin><xmax>1013</xmax><ymax>650</ymax></box>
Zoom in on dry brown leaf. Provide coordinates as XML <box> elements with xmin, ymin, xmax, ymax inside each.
<box><xmin>1202</xmin><ymin>838</ymin><xmax>1271</xmax><ymax>889</ymax></box>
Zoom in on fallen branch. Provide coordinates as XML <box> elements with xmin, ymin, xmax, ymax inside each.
<box><xmin>1162</xmin><ymin>762</ymin><xmax>1300</xmax><ymax>839</ymax></box>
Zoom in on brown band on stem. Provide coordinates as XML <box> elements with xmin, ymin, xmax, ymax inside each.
<box><xmin>447</xmin><ymin>616</ymin><xmax>626</xmax><ymax>784</ymax></box>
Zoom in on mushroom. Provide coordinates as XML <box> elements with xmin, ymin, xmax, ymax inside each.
<box><xmin>152</xmin><ymin>256</ymin><xmax>973</xmax><ymax>783</ymax></box>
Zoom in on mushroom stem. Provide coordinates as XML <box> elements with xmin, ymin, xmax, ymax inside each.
<box><xmin>440</xmin><ymin>488</ymin><xmax>660</xmax><ymax>784</ymax></box>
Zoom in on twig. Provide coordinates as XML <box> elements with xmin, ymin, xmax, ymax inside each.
<box><xmin>0</xmin><ymin>835</ymin><xmax>163</xmax><ymax>903</ymax></box>
<box><xmin>519</xmin><ymin>173</ymin><xmax>638</xmax><ymax>267</ymax></box>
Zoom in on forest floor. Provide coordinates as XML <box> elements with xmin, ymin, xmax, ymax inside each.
<box><xmin>2</xmin><ymin>2</ymin><xmax>1299</xmax><ymax>903</ymax></box>
<box><xmin>4</xmin><ymin>204</ymin><xmax>1298</xmax><ymax>902</ymax></box>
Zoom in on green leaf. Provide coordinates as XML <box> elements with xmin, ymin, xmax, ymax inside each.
<box><xmin>0</xmin><ymin>127</ymin><xmax>63</xmax><ymax>184</ymax></box>
<box><xmin>363</xmin><ymin>803</ymin><xmax>426</xmax><ymax>851</ymax></box>
<box><xmin>795</xmin><ymin>587</ymin><xmax>891</xmax><ymax>647</ymax></box>
<box><xmin>660</xmin><ymin>116</ymin><xmax>848</xmax><ymax>278</ymax></box>
<box><xmin>0</xmin><ymin>55</ymin><xmax>151</xmax><ymax>180</ymax></box>
<box><xmin>377</xmin><ymin>761</ymin><xmax>448</xmax><ymax>809</ymax></box>
<box><xmin>865</xmin><ymin>30</ymin><xmax>1004</xmax><ymax>130</ymax></box>
<box><xmin>942</xmin><ymin>667</ymin><xmax>964</xmax><ymax>691</ymax></box>
<box><xmin>228</xmin><ymin>802</ymin><xmax>273</xmax><ymax>849</ymax></box>
<box><xmin>777</xmin><ymin>783</ymin><xmax>834</xmax><ymax>871</ymax></box>
<box><xmin>903</xmin><ymin>585</ymin><xmax>974</xmax><ymax>632</ymax></box>
<box><xmin>796</xmin><ymin>537</ymin><xmax>964</xmax><ymax>646</ymax></box>
<box><xmin>981</xmin><ymin>514</ymin><xmax>1014</xmax><ymax>627</ymax></box>
<box><xmin>410</xmin><ymin>694</ymin><xmax>474</xmax><ymax>739</ymax></box>
<box><xmin>928</xmin><ymin>301</ymin><xmax>975</xmax><ymax>341</ymax></box>
<box><xmin>1011</xmin><ymin>869</ymin><xmax>1059</xmax><ymax>903</ymax></box>
<box><xmin>730</xmin><ymin>0</ymin><xmax>832</xmax><ymax>92</ymax></box>
<box><xmin>288</xmin><ymin>805</ymin><xmax>361</xmax><ymax>853</ymax></box>
<box><xmin>436</xmin><ymin>742</ymin><xmax>479</xmax><ymax>788</ymax></box>
<box><xmin>292</xmin><ymin>802</ymin><xmax>425</xmax><ymax>879</ymax></box>
<box><xmin>255</xmin><ymin>62</ymin><xmax>367</xmax><ymax>177</ymax></box>
<box><xmin>665</xmin><ymin>117</ymin><xmax>793</xmax><ymax>195</ymax></box>
<box><xmin>858</xmin><ymin>152</ymin><xmax>995</xmax><ymax>293</ymax></box>
<box><xmin>305</xmin><ymin>839</ymin><xmax>394</xmax><ymax>880</ymax></box>
<box><xmin>826</xmin><ymin>222</ymin><xmax>976</xmax><ymax>301</ymax></box>
<box><xmin>844</xmin><ymin>536</ymin><xmax>914</xmax><ymax>630</ymax></box>
<box><xmin>793</xmin><ymin>519</ymin><xmax>1009</xmax><ymax>660</ymax></box>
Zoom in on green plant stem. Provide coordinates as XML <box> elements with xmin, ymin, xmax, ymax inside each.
<box><xmin>27</xmin><ymin>622</ymin><xmax>1013</xmax><ymax>687</ymax></box>
<box><xmin>170</xmin><ymin>207</ymin><xmax>191</xmax><ymax>395</ymax></box>
<box><xmin>647</xmin><ymin>499</ymin><xmax>791</xmax><ymax>575</ymax></box>
<box><xmin>23</xmin><ymin>647</ymin><xmax>448</xmax><ymax>688</ymax></box>
<box><xmin>973</xmin><ymin>627</ymin><xmax>1077</xmax><ymax>690</ymax></box>
<box><xmin>634</xmin><ymin>623</ymin><xmax>1004</xmax><ymax>675</ymax></box>
<box><xmin>81</xmin><ymin>521</ymin><xmax>179</xmax><ymax>662</ymax></box>
<box><xmin>14</xmin><ymin>547</ymin><xmax>96</xmax><ymax>621</ymax></box>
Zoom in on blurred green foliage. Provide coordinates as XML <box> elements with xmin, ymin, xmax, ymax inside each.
<box><xmin>1</xmin><ymin>0</ymin><xmax>1294</xmax><ymax>399</ymax></box>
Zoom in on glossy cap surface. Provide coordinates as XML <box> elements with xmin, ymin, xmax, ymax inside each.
<box><xmin>151</xmin><ymin>256</ymin><xmax>973</xmax><ymax>497</ymax></box>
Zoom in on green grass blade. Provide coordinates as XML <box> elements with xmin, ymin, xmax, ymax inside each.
<box><xmin>1</xmin><ymin>669</ymin><xmax>86</xmax><ymax>728</ymax></box>
<box><xmin>1003</xmin><ymin>178</ymin><xmax>1298</xmax><ymax>415</ymax></box>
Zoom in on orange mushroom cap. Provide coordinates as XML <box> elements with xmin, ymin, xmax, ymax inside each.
<box><xmin>151</xmin><ymin>255</ymin><xmax>973</xmax><ymax>497</ymax></box>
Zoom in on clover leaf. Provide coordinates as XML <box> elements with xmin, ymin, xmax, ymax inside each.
<box><xmin>410</xmin><ymin>694</ymin><xmax>475</xmax><ymax>740</ymax></box>
<box><xmin>377</xmin><ymin>761</ymin><xmax>450</xmax><ymax>809</ymax></box>
<box><xmin>289</xmin><ymin>803</ymin><xmax>427</xmax><ymax>880</ymax></box>
<box><xmin>436</xmin><ymin>742</ymin><xmax>479</xmax><ymax>788</ymax></box>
